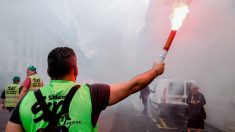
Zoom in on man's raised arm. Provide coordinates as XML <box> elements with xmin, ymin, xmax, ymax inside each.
<box><xmin>108</xmin><ymin>62</ymin><xmax>164</xmax><ymax>105</ymax></box>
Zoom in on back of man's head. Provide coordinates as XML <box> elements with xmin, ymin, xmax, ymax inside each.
<box><xmin>13</xmin><ymin>76</ymin><xmax>20</xmax><ymax>84</ymax></box>
<box><xmin>47</xmin><ymin>47</ymin><xmax>77</xmax><ymax>79</ymax></box>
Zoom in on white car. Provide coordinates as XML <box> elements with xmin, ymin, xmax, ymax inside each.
<box><xmin>149</xmin><ymin>78</ymin><xmax>195</xmax><ymax>116</ymax></box>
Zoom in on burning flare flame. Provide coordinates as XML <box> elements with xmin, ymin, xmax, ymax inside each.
<box><xmin>170</xmin><ymin>3</ymin><xmax>189</xmax><ymax>30</ymax></box>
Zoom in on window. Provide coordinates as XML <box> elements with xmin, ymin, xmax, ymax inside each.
<box><xmin>168</xmin><ymin>81</ymin><xmax>184</xmax><ymax>95</ymax></box>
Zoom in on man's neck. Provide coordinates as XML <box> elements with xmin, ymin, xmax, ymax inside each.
<box><xmin>52</xmin><ymin>74</ymin><xmax>76</xmax><ymax>82</ymax></box>
<box><xmin>61</xmin><ymin>76</ymin><xmax>76</xmax><ymax>82</ymax></box>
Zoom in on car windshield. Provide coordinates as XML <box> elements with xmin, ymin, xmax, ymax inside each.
<box><xmin>168</xmin><ymin>81</ymin><xmax>184</xmax><ymax>95</ymax></box>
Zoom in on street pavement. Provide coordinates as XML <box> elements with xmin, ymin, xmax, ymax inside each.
<box><xmin>98</xmin><ymin>94</ymin><xmax>224</xmax><ymax>132</ymax></box>
<box><xmin>0</xmin><ymin>110</ymin><xmax>10</xmax><ymax>131</ymax></box>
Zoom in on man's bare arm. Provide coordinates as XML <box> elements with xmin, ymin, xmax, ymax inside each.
<box><xmin>18</xmin><ymin>86</ymin><xmax>28</xmax><ymax>101</ymax></box>
<box><xmin>5</xmin><ymin>121</ymin><xmax>24</xmax><ymax>132</ymax></box>
<box><xmin>108</xmin><ymin>62</ymin><xmax>164</xmax><ymax>105</ymax></box>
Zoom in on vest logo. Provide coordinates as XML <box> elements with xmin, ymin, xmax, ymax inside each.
<box><xmin>31</xmin><ymin>95</ymin><xmax>81</xmax><ymax>129</ymax></box>
<box><xmin>32</xmin><ymin>78</ymin><xmax>41</xmax><ymax>87</ymax></box>
<box><xmin>8</xmin><ymin>86</ymin><xmax>16</xmax><ymax>90</ymax></box>
<box><xmin>60</xmin><ymin>113</ymin><xmax>81</xmax><ymax>127</ymax></box>
<box><xmin>6</xmin><ymin>86</ymin><xmax>17</xmax><ymax>94</ymax></box>
<box><xmin>48</xmin><ymin>94</ymin><xmax>66</xmax><ymax>100</ymax></box>
<box><xmin>33</xmin><ymin>78</ymin><xmax>41</xmax><ymax>82</ymax></box>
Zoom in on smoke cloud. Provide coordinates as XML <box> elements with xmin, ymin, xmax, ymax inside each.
<box><xmin>143</xmin><ymin>0</ymin><xmax>235</xmax><ymax>131</ymax></box>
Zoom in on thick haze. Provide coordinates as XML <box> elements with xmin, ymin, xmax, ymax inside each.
<box><xmin>0</xmin><ymin>0</ymin><xmax>235</xmax><ymax>131</ymax></box>
<box><xmin>70</xmin><ymin>0</ymin><xmax>149</xmax><ymax>83</ymax></box>
<box><xmin>143</xmin><ymin>0</ymin><xmax>235</xmax><ymax>131</ymax></box>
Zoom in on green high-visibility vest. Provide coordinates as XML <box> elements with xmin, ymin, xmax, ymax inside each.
<box><xmin>5</xmin><ymin>84</ymin><xmax>20</xmax><ymax>107</ymax></box>
<box><xmin>19</xmin><ymin>80</ymin><xmax>98</xmax><ymax>132</ymax></box>
<box><xmin>28</xmin><ymin>74</ymin><xmax>43</xmax><ymax>91</ymax></box>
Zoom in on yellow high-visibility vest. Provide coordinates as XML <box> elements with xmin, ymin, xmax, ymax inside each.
<box><xmin>5</xmin><ymin>83</ymin><xmax>20</xmax><ymax>107</ymax></box>
<box><xmin>28</xmin><ymin>74</ymin><xmax>43</xmax><ymax>91</ymax></box>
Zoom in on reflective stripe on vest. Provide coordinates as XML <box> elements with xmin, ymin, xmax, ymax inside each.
<box><xmin>5</xmin><ymin>84</ymin><xmax>20</xmax><ymax>107</ymax></box>
<box><xmin>19</xmin><ymin>81</ymin><xmax>97</xmax><ymax>132</ymax></box>
<box><xmin>28</xmin><ymin>74</ymin><xmax>43</xmax><ymax>91</ymax></box>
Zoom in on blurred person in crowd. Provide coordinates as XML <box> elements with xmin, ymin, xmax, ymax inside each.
<box><xmin>18</xmin><ymin>65</ymin><xmax>43</xmax><ymax>101</ymax></box>
<box><xmin>140</xmin><ymin>86</ymin><xmax>150</xmax><ymax>114</ymax></box>
<box><xmin>186</xmin><ymin>85</ymin><xmax>206</xmax><ymax>132</ymax></box>
<box><xmin>0</xmin><ymin>76</ymin><xmax>21</xmax><ymax>113</ymax></box>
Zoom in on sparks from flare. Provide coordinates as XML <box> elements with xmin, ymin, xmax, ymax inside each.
<box><xmin>170</xmin><ymin>3</ymin><xmax>189</xmax><ymax>30</ymax></box>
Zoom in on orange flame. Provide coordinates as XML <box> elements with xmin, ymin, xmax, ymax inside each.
<box><xmin>170</xmin><ymin>3</ymin><xmax>189</xmax><ymax>30</ymax></box>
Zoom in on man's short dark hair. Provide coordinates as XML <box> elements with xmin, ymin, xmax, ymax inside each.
<box><xmin>47</xmin><ymin>47</ymin><xmax>77</xmax><ymax>79</ymax></box>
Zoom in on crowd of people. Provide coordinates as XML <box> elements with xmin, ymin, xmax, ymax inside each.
<box><xmin>0</xmin><ymin>47</ymin><xmax>164</xmax><ymax>132</ymax></box>
<box><xmin>0</xmin><ymin>66</ymin><xmax>43</xmax><ymax>113</ymax></box>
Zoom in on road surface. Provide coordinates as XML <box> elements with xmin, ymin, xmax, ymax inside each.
<box><xmin>98</xmin><ymin>95</ymin><xmax>224</xmax><ymax>132</ymax></box>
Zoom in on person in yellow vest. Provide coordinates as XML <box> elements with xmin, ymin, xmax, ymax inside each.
<box><xmin>18</xmin><ymin>66</ymin><xmax>43</xmax><ymax>101</ymax></box>
<box><xmin>0</xmin><ymin>76</ymin><xmax>21</xmax><ymax>113</ymax></box>
<box><xmin>6</xmin><ymin>47</ymin><xmax>165</xmax><ymax>132</ymax></box>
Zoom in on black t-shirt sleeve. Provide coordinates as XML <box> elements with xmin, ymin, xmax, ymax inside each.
<box><xmin>88</xmin><ymin>83</ymin><xmax>110</xmax><ymax>127</ymax></box>
<box><xmin>1</xmin><ymin>90</ymin><xmax>5</xmax><ymax>99</ymax></box>
<box><xmin>9</xmin><ymin>101</ymin><xmax>22</xmax><ymax>124</ymax></box>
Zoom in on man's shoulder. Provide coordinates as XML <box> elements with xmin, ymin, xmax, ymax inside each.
<box><xmin>198</xmin><ymin>92</ymin><xmax>205</xmax><ymax>97</ymax></box>
<box><xmin>6</xmin><ymin>83</ymin><xmax>14</xmax><ymax>87</ymax></box>
<box><xmin>29</xmin><ymin>74</ymin><xmax>41</xmax><ymax>78</ymax></box>
<box><xmin>87</xmin><ymin>83</ymin><xmax>110</xmax><ymax>96</ymax></box>
<box><xmin>4</xmin><ymin>84</ymin><xmax>10</xmax><ymax>89</ymax></box>
<box><xmin>24</xmin><ymin>77</ymin><xmax>31</xmax><ymax>81</ymax></box>
<box><xmin>87</xmin><ymin>83</ymin><xmax>110</xmax><ymax>89</ymax></box>
<box><xmin>4</xmin><ymin>84</ymin><xmax>14</xmax><ymax>89</ymax></box>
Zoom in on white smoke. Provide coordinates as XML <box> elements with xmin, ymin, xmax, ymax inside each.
<box><xmin>143</xmin><ymin>0</ymin><xmax>235</xmax><ymax>131</ymax></box>
<box><xmin>69</xmin><ymin>0</ymin><xmax>150</xmax><ymax>83</ymax></box>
